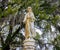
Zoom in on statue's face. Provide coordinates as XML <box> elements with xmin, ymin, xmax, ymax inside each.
<box><xmin>27</xmin><ymin>7</ymin><xmax>32</xmax><ymax>12</ymax></box>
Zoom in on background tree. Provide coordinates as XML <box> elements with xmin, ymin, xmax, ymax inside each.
<box><xmin>0</xmin><ymin>0</ymin><xmax>60</xmax><ymax>50</ymax></box>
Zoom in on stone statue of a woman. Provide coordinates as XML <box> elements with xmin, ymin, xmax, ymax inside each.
<box><xmin>23</xmin><ymin>7</ymin><xmax>36</xmax><ymax>39</ymax></box>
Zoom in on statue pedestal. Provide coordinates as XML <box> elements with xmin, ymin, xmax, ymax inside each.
<box><xmin>23</xmin><ymin>38</ymin><xmax>35</xmax><ymax>50</ymax></box>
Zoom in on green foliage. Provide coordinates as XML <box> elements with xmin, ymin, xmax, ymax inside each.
<box><xmin>1</xmin><ymin>22</ymin><xmax>25</xmax><ymax>50</ymax></box>
<box><xmin>52</xmin><ymin>35</ymin><xmax>60</xmax><ymax>50</ymax></box>
<box><xmin>35</xmin><ymin>33</ymin><xmax>40</xmax><ymax>40</ymax></box>
<box><xmin>0</xmin><ymin>0</ymin><xmax>60</xmax><ymax>50</ymax></box>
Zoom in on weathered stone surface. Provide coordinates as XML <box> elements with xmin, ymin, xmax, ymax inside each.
<box><xmin>23</xmin><ymin>38</ymin><xmax>35</xmax><ymax>50</ymax></box>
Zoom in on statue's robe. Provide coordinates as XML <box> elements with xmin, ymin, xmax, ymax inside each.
<box><xmin>23</xmin><ymin>12</ymin><xmax>36</xmax><ymax>39</ymax></box>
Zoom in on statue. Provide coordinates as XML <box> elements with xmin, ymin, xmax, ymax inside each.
<box><xmin>23</xmin><ymin>7</ymin><xmax>36</xmax><ymax>39</ymax></box>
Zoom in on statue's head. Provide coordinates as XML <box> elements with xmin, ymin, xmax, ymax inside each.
<box><xmin>27</xmin><ymin>7</ymin><xmax>32</xmax><ymax>12</ymax></box>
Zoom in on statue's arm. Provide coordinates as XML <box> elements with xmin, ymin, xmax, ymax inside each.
<box><xmin>23</xmin><ymin>14</ymin><xmax>27</xmax><ymax>23</ymax></box>
<box><xmin>32</xmin><ymin>13</ymin><xmax>36</xmax><ymax>20</ymax></box>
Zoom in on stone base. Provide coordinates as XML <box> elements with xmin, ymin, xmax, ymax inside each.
<box><xmin>23</xmin><ymin>38</ymin><xmax>35</xmax><ymax>50</ymax></box>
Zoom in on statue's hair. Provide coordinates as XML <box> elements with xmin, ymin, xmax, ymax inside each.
<box><xmin>27</xmin><ymin>6</ymin><xmax>32</xmax><ymax>9</ymax></box>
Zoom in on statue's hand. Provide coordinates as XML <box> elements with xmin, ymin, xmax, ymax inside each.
<box><xmin>32</xmin><ymin>17</ymin><xmax>36</xmax><ymax>21</ymax></box>
<box><xmin>23</xmin><ymin>20</ymin><xmax>25</xmax><ymax>23</ymax></box>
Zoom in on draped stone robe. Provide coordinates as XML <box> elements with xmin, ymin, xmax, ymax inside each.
<box><xmin>23</xmin><ymin>12</ymin><xmax>36</xmax><ymax>39</ymax></box>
